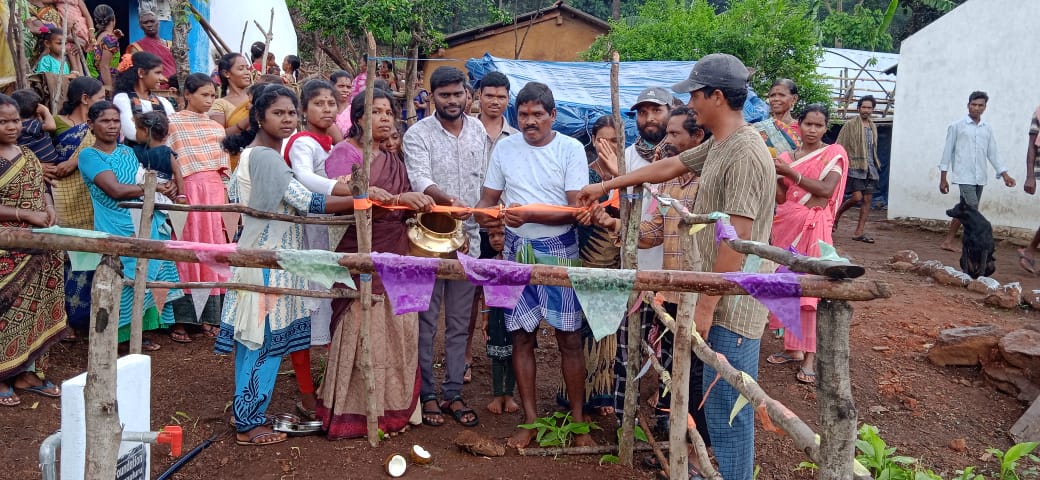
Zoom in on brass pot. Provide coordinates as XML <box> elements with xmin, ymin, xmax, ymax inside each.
<box><xmin>407</xmin><ymin>212</ymin><xmax>466</xmax><ymax>258</ymax></box>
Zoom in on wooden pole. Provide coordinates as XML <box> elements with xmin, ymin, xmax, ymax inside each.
<box><xmin>650</xmin><ymin>300</ymin><xmax>823</xmax><ymax>461</ymax></box>
<box><xmin>238</xmin><ymin>21</ymin><xmax>247</xmax><ymax>55</ymax></box>
<box><xmin>126</xmin><ymin>280</ymin><xmax>367</xmax><ymax>300</ymax></box>
<box><xmin>52</xmin><ymin>0</ymin><xmax>70</xmax><ymax>113</ymax></box>
<box><xmin>187</xmin><ymin>3</ymin><xmax>231</xmax><ymax>54</ymax></box>
<box><xmin>404</xmin><ymin>40</ymin><xmax>419</xmax><ymax>125</ymax></box>
<box><xmin>83</xmin><ymin>255</ymin><xmax>124</xmax><ymax>478</ymax></box>
<box><xmin>612</xmin><ymin>49</ymin><xmax>643</xmax><ymax>467</ymax></box>
<box><xmin>119</xmin><ymin>201</ymin><xmax>357</xmax><ymax>225</ymax></box>
<box><xmin>0</xmin><ymin>229</ymin><xmax>893</xmax><ymax>300</ymax></box>
<box><xmin>171</xmin><ymin>0</ymin><xmax>192</xmax><ymax>94</ymax></box>
<box><xmin>518</xmin><ymin>442</ymin><xmax>668</xmax><ymax>457</ymax></box>
<box><xmin>817</xmin><ymin>300</ymin><xmax>861</xmax><ymax>480</ymax></box>
<box><xmin>7</xmin><ymin>0</ymin><xmax>28</xmax><ymax>89</ymax></box>
<box><xmin>128</xmin><ymin>172</ymin><xmax>157</xmax><ymax>354</ymax></box>
<box><xmin>353</xmin><ymin>31</ymin><xmax>380</xmax><ymax>447</ymax></box>
<box><xmin>257</xmin><ymin>9</ymin><xmax>274</xmax><ymax>75</ymax></box>
<box><xmin>667</xmin><ymin>292</ymin><xmax>695</xmax><ymax>480</ymax></box>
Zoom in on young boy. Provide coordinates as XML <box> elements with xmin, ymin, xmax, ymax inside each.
<box><xmin>476</xmin><ymin>225</ymin><xmax>519</xmax><ymax>414</ymax></box>
<box><xmin>11</xmin><ymin>89</ymin><xmax>59</xmax><ymax>164</ymax></box>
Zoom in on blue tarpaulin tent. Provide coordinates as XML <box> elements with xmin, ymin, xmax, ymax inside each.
<box><xmin>464</xmin><ymin>54</ymin><xmax>768</xmax><ymax>146</ymax></box>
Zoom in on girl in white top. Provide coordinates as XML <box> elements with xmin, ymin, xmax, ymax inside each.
<box><xmin>111</xmin><ymin>51</ymin><xmax>175</xmax><ymax>143</ymax></box>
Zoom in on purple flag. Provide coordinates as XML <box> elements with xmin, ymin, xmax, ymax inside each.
<box><xmin>715</xmin><ymin>222</ymin><xmax>739</xmax><ymax>245</ymax></box>
<box><xmin>371</xmin><ymin>253</ymin><xmax>440</xmax><ymax>315</ymax></box>
<box><xmin>456</xmin><ymin>253</ymin><xmax>532</xmax><ymax>309</ymax></box>
<box><xmin>723</xmin><ymin>272</ymin><xmax>803</xmax><ymax>338</ymax></box>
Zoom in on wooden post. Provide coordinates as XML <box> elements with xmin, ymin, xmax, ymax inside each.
<box><xmin>171</xmin><ymin>0</ymin><xmax>192</xmax><ymax>94</ymax></box>
<box><xmin>238</xmin><ymin>21</ymin><xmax>248</xmax><ymax>54</ymax></box>
<box><xmin>128</xmin><ymin>172</ymin><xmax>157</xmax><ymax>354</ymax></box>
<box><xmin>403</xmin><ymin>40</ymin><xmax>419</xmax><ymax>125</ymax></box>
<box><xmin>611</xmin><ymin>50</ymin><xmax>643</xmax><ymax>467</ymax></box>
<box><xmin>7</xmin><ymin>0</ymin><xmax>29</xmax><ymax>89</ymax></box>
<box><xmin>351</xmin><ymin>31</ymin><xmax>380</xmax><ymax>447</ymax></box>
<box><xmin>668</xmin><ymin>292</ymin><xmax>695</xmax><ymax>479</ymax></box>
<box><xmin>83</xmin><ymin>255</ymin><xmax>124</xmax><ymax>478</ymax></box>
<box><xmin>257</xmin><ymin>9</ymin><xmax>274</xmax><ymax>75</ymax></box>
<box><xmin>817</xmin><ymin>300</ymin><xmax>859</xmax><ymax>480</ymax></box>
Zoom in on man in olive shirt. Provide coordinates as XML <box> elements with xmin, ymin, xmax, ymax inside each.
<box><xmin>577</xmin><ymin>53</ymin><xmax>774</xmax><ymax>480</ymax></box>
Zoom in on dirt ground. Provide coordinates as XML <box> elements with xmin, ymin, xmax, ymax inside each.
<box><xmin>2</xmin><ymin>208</ymin><xmax>1038</xmax><ymax>479</ymax></box>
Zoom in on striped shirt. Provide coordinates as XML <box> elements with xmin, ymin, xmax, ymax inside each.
<box><xmin>19</xmin><ymin>119</ymin><xmax>58</xmax><ymax>163</ymax></box>
<box><xmin>167</xmin><ymin>110</ymin><xmax>229</xmax><ymax>178</ymax></box>
<box><xmin>639</xmin><ymin>173</ymin><xmax>698</xmax><ymax>305</ymax></box>
<box><xmin>679</xmin><ymin>125</ymin><xmax>775</xmax><ymax>339</ymax></box>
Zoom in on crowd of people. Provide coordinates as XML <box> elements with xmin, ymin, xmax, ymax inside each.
<box><xmin>6</xmin><ymin>9</ymin><xmax>1039</xmax><ymax>478</ymax></box>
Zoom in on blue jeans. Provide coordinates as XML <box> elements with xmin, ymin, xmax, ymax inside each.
<box><xmin>702</xmin><ymin>325</ymin><xmax>761</xmax><ymax>480</ymax></box>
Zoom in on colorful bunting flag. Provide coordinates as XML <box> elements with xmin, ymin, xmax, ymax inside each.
<box><xmin>723</xmin><ymin>272</ymin><xmax>803</xmax><ymax>338</ymax></box>
<box><xmin>33</xmin><ymin>226</ymin><xmax>109</xmax><ymax>238</ymax></box>
<box><xmin>166</xmin><ymin>240</ymin><xmax>235</xmax><ymax>281</ymax></box>
<box><xmin>276</xmin><ymin>249</ymin><xmax>356</xmax><ymax>290</ymax></box>
<box><xmin>370</xmin><ymin>253</ymin><xmax>440</xmax><ymax>315</ymax></box>
<box><xmin>567</xmin><ymin>267</ymin><xmax>637</xmax><ymax>341</ymax></box>
<box><xmin>456</xmin><ymin>253</ymin><xmax>532</xmax><ymax>309</ymax></box>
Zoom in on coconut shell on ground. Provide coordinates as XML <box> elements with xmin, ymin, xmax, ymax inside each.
<box><xmin>453</xmin><ymin>430</ymin><xmax>505</xmax><ymax>457</ymax></box>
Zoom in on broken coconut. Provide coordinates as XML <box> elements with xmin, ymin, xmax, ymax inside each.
<box><xmin>410</xmin><ymin>445</ymin><xmax>432</xmax><ymax>465</ymax></box>
<box><xmin>385</xmin><ymin>454</ymin><xmax>407</xmax><ymax>477</ymax></box>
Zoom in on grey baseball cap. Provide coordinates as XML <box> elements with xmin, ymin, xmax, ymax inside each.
<box><xmin>671</xmin><ymin>53</ymin><xmax>750</xmax><ymax>93</ymax></box>
<box><xmin>630</xmin><ymin>86</ymin><xmax>674</xmax><ymax>111</ymax></box>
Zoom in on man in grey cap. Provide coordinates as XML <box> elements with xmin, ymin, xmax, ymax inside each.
<box><xmin>577</xmin><ymin>53</ymin><xmax>775</xmax><ymax>480</ymax></box>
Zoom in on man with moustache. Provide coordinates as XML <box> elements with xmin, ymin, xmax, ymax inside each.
<box><xmin>477</xmin><ymin>72</ymin><xmax>520</xmax><ymax>150</ymax></box>
<box><xmin>403</xmin><ymin>66</ymin><xmax>490</xmax><ymax>428</ymax></box>
<box><xmin>474</xmin><ymin>82</ymin><xmax>591</xmax><ymax>449</ymax></box>
<box><xmin>625</xmin><ymin>87</ymin><xmax>673</xmax><ymax>270</ymax></box>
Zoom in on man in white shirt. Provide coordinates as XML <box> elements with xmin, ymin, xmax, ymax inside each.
<box><xmin>403</xmin><ymin>66</ymin><xmax>490</xmax><ymax>428</ymax></box>
<box><xmin>624</xmin><ymin>87</ymin><xmax>673</xmax><ymax>269</ymax></box>
<box><xmin>939</xmin><ymin>90</ymin><xmax>1016</xmax><ymax>251</ymax></box>
<box><xmin>474</xmin><ymin>82</ymin><xmax>592</xmax><ymax>449</ymax></box>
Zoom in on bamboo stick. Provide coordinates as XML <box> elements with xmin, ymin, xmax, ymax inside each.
<box><xmin>128</xmin><ymin>172</ymin><xmax>157</xmax><ymax>354</ymax></box>
<box><xmin>518</xmin><ymin>442</ymin><xmax>668</xmax><ymax>457</ymax></box>
<box><xmin>124</xmin><ymin>280</ymin><xmax>368</xmax><ymax>300</ymax></box>
<box><xmin>186</xmin><ymin>3</ymin><xmax>231</xmax><ymax>54</ymax></box>
<box><xmin>355</xmin><ymin>31</ymin><xmax>380</xmax><ymax>447</ymax></box>
<box><xmin>256</xmin><ymin>9</ymin><xmax>274</xmax><ymax>75</ymax></box>
<box><xmin>613</xmin><ymin>49</ymin><xmax>643</xmax><ymax>468</ymax></box>
<box><xmin>649</xmin><ymin>301</ymin><xmax>822</xmax><ymax>462</ymax></box>
<box><xmin>119</xmin><ymin>202</ymin><xmax>357</xmax><ymax>225</ymax></box>
<box><xmin>659</xmin><ymin>197</ymin><xmax>865</xmax><ymax>279</ymax></box>
<box><xmin>637</xmin><ymin>410</ymin><xmax>670</xmax><ymax>479</ymax></box>
<box><xmin>0</xmin><ymin>229</ymin><xmax>893</xmax><ymax>300</ymax></box>
<box><xmin>83</xmin><ymin>255</ymin><xmax>123</xmax><ymax>478</ymax></box>
<box><xmin>238</xmin><ymin>21</ymin><xmax>247</xmax><ymax>55</ymax></box>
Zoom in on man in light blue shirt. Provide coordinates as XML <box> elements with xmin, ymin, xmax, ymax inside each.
<box><xmin>939</xmin><ymin>91</ymin><xmax>1016</xmax><ymax>251</ymax></box>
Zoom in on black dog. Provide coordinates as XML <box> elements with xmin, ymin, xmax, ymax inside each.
<box><xmin>946</xmin><ymin>199</ymin><xmax>996</xmax><ymax>278</ymax></box>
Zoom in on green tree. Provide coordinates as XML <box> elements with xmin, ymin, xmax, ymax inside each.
<box><xmin>582</xmin><ymin>0</ymin><xmax>829</xmax><ymax>106</ymax></box>
<box><xmin>819</xmin><ymin>4</ymin><xmax>894</xmax><ymax>51</ymax></box>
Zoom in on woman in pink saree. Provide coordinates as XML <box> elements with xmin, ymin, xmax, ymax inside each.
<box><xmin>765</xmin><ymin>104</ymin><xmax>848</xmax><ymax>384</ymax></box>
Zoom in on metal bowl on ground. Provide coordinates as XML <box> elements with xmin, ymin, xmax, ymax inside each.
<box><xmin>406</xmin><ymin>212</ymin><xmax>466</xmax><ymax>258</ymax></box>
<box><xmin>272</xmin><ymin>413</ymin><xmax>323</xmax><ymax>436</ymax></box>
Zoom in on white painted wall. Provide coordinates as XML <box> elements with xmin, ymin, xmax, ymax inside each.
<box><xmin>61</xmin><ymin>354</ymin><xmax>152</xmax><ymax>480</ymax></box>
<box><xmin>888</xmin><ymin>0</ymin><xmax>1040</xmax><ymax>229</ymax></box>
<box><xmin>208</xmin><ymin>0</ymin><xmax>299</xmax><ymax>68</ymax></box>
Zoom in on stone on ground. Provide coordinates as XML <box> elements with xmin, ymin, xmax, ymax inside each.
<box><xmin>984</xmin><ymin>282</ymin><xmax>1023</xmax><ymax>309</ymax></box>
<box><xmin>928</xmin><ymin>325</ymin><xmax>1001</xmax><ymax>367</ymax></box>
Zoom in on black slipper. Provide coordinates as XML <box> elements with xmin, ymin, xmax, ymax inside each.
<box><xmin>421</xmin><ymin>398</ymin><xmax>444</xmax><ymax>427</ymax></box>
<box><xmin>852</xmin><ymin>234</ymin><xmax>875</xmax><ymax>244</ymax></box>
<box><xmin>442</xmin><ymin>396</ymin><xmax>479</xmax><ymax>427</ymax></box>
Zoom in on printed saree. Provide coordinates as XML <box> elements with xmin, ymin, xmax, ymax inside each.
<box><xmin>0</xmin><ymin>148</ymin><xmax>67</xmax><ymax>379</ymax></box>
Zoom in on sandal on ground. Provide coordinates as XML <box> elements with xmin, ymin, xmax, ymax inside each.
<box><xmin>796</xmin><ymin>367</ymin><xmax>817</xmax><ymax>384</ymax></box>
<box><xmin>421</xmin><ymin>397</ymin><xmax>444</xmax><ymax>427</ymax></box>
<box><xmin>236</xmin><ymin>430</ymin><xmax>287</xmax><ymax>446</ymax></box>
<box><xmin>201</xmin><ymin>324</ymin><xmax>220</xmax><ymax>338</ymax></box>
<box><xmin>852</xmin><ymin>234</ymin><xmax>875</xmax><ymax>244</ymax></box>
<box><xmin>296</xmin><ymin>401</ymin><xmax>316</xmax><ymax>421</ymax></box>
<box><xmin>0</xmin><ymin>385</ymin><xmax>20</xmax><ymax>407</ymax></box>
<box><xmin>170</xmin><ymin>331</ymin><xmax>192</xmax><ymax>344</ymax></box>
<box><xmin>1018</xmin><ymin>249</ymin><xmax>1037</xmax><ymax>275</ymax></box>
<box><xmin>441</xmin><ymin>396</ymin><xmax>479</xmax><ymax>427</ymax></box>
<box><xmin>463</xmin><ymin>363</ymin><xmax>472</xmax><ymax>384</ymax></box>
<box><xmin>141</xmin><ymin>339</ymin><xmax>161</xmax><ymax>351</ymax></box>
<box><xmin>767</xmin><ymin>352</ymin><xmax>803</xmax><ymax>365</ymax></box>
<box><xmin>15</xmin><ymin>380</ymin><xmax>61</xmax><ymax>398</ymax></box>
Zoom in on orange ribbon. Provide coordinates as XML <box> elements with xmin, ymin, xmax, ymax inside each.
<box><xmin>351</xmin><ymin>196</ymin><xmax>615</xmax><ymax>218</ymax></box>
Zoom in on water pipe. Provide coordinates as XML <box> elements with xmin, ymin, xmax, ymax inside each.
<box><xmin>39</xmin><ymin>426</ymin><xmax>182</xmax><ymax>480</ymax></box>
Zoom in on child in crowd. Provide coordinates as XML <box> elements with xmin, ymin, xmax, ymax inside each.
<box><xmin>11</xmin><ymin>89</ymin><xmax>58</xmax><ymax>165</ymax></box>
<box><xmin>132</xmin><ymin>111</ymin><xmax>186</xmax><ymax>205</ymax></box>
<box><xmin>478</xmin><ymin>224</ymin><xmax>519</xmax><ymax>414</ymax></box>
<box><xmin>281</xmin><ymin>55</ymin><xmax>301</xmax><ymax>85</ymax></box>
<box><xmin>382</xmin><ymin>126</ymin><xmax>403</xmax><ymax>155</ymax></box>
<box><xmin>34</xmin><ymin>27</ymin><xmax>78</xmax><ymax>76</ymax></box>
